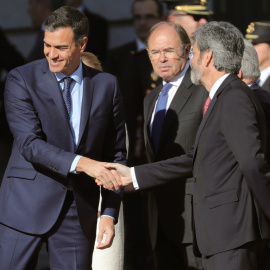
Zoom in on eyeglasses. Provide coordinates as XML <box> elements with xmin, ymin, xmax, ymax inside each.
<box><xmin>148</xmin><ymin>49</ymin><xmax>182</xmax><ymax>60</ymax></box>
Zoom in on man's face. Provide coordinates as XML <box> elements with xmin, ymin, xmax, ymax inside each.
<box><xmin>133</xmin><ymin>1</ymin><xmax>162</xmax><ymax>43</ymax></box>
<box><xmin>190</xmin><ymin>42</ymin><xmax>204</xmax><ymax>85</ymax></box>
<box><xmin>254</xmin><ymin>42</ymin><xmax>270</xmax><ymax>71</ymax></box>
<box><xmin>44</xmin><ymin>27</ymin><xmax>87</xmax><ymax>75</ymax></box>
<box><xmin>147</xmin><ymin>25</ymin><xmax>189</xmax><ymax>82</ymax></box>
<box><xmin>27</xmin><ymin>0</ymin><xmax>42</xmax><ymax>28</ymax></box>
<box><xmin>168</xmin><ymin>11</ymin><xmax>199</xmax><ymax>38</ymax></box>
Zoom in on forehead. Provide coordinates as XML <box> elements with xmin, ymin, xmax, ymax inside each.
<box><xmin>44</xmin><ymin>27</ymin><xmax>75</xmax><ymax>44</ymax></box>
<box><xmin>133</xmin><ymin>1</ymin><xmax>159</xmax><ymax>15</ymax></box>
<box><xmin>149</xmin><ymin>25</ymin><xmax>181</xmax><ymax>47</ymax></box>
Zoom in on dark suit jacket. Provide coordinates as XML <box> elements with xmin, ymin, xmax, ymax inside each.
<box><xmin>135</xmin><ymin>74</ymin><xmax>270</xmax><ymax>256</ymax></box>
<box><xmin>83</xmin><ymin>8</ymin><xmax>108</xmax><ymax>62</ymax></box>
<box><xmin>250</xmin><ymin>82</ymin><xmax>270</xmax><ymax>164</ymax></box>
<box><xmin>0</xmin><ymin>59</ymin><xmax>126</xmax><ymax>241</ymax></box>
<box><xmin>262</xmin><ymin>74</ymin><xmax>270</xmax><ymax>93</ymax></box>
<box><xmin>144</xmin><ymin>68</ymin><xmax>207</xmax><ymax>247</ymax></box>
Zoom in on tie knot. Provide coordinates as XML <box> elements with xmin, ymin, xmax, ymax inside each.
<box><xmin>63</xmin><ymin>76</ymin><xmax>73</xmax><ymax>91</ymax></box>
<box><xmin>161</xmin><ymin>83</ymin><xmax>172</xmax><ymax>95</ymax></box>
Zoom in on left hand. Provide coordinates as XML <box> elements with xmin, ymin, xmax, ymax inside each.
<box><xmin>96</xmin><ymin>216</ymin><xmax>115</xmax><ymax>249</ymax></box>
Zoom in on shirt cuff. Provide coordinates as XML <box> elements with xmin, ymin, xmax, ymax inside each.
<box><xmin>101</xmin><ymin>215</ymin><xmax>115</xmax><ymax>221</ymax></box>
<box><xmin>131</xmin><ymin>167</ymin><xmax>139</xmax><ymax>190</ymax></box>
<box><xmin>70</xmin><ymin>155</ymin><xmax>83</xmax><ymax>174</ymax></box>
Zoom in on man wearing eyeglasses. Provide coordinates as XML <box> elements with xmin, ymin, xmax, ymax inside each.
<box><xmin>144</xmin><ymin>21</ymin><xmax>207</xmax><ymax>269</ymax></box>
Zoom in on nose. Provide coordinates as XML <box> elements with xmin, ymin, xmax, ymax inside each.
<box><xmin>46</xmin><ymin>47</ymin><xmax>58</xmax><ymax>59</ymax></box>
<box><xmin>159</xmin><ymin>51</ymin><xmax>167</xmax><ymax>62</ymax></box>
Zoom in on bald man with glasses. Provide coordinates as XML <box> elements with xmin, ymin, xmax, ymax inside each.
<box><xmin>141</xmin><ymin>21</ymin><xmax>207</xmax><ymax>269</ymax></box>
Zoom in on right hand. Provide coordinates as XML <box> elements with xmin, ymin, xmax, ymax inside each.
<box><xmin>95</xmin><ymin>163</ymin><xmax>132</xmax><ymax>190</ymax></box>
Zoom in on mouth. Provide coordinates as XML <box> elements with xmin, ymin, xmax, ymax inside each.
<box><xmin>48</xmin><ymin>58</ymin><xmax>63</xmax><ymax>67</ymax></box>
<box><xmin>159</xmin><ymin>66</ymin><xmax>171</xmax><ymax>71</ymax></box>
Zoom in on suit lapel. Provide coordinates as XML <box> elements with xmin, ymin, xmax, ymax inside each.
<box><xmin>77</xmin><ymin>65</ymin><xmax>95</xmax><ymax>145</ymax></box>
<box><xmin>42</xmin><ymin>64</ymin><xmax>71</xmax><ymax>130</ymax></box>
<box><xmin>192</xmin><ymin>74</ymin><xmax>237</xmax><ymax>160</ymax></box>
<box><xmin>145</xmin><ymin>84</ymin><xmax>162</xmax><ymax>157</ymax></box>
<box><xmin>158</xmin><ymin>70</ymin><xmax>193</xmax><ymax>150</ymax></box>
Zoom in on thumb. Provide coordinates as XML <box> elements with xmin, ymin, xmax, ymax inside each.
<box><xmin>97</xmin><ymin>227</ymin><xmax>104</xmax><ymax>244</ymax></box>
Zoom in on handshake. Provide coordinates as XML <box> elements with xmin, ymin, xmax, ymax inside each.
<box><xmin>76</xmin><ymin>157</ymin><xmax>133</xmax><ymax>191</ymax></box>
<box><xmin>95</xmin><ymin>163</ymin><xmax>133</xmax><ymax>191</ymax></box>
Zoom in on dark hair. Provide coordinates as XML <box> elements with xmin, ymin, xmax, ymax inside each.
<box><xmin>44</xmin><ymin>6</ymin><xmax>89</xmax><ymax>45</ymax></box>
<box><xmin>131</xmin><ymin>0</ymin><xmax>163</xmax><ymax>17</ymax></box>
<box><xmin>146</xmin><ymin>21</ymin><xmax>190</xmax><ymax>56</ymax></box>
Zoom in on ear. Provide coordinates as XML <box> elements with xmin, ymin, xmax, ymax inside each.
<box><xmin>198</xmin><ymin>18</ymin><xmax>208</xmax><ymax>27</ymax></box>
<box><xmin>203</xmin><ymin>50</ymin><xmax>213</xmax><ymax>67</ymax></box>
<box><xmin>184</xmin><ymin>44</ymin><xmax>191</xmax><ymax>59</ymax></box>
<box><xmin>238</xmin><ymin>69</ymin><xmax>243</xmax><ymax>79</ymax></box>
<box><xmin>79</xmin><ymin>37</ymin><xmax>88</xmax><ymax>52</ymax></box>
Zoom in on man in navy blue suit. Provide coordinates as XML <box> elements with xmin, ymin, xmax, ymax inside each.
<box><xmin>0</xmin><ymin>6</ymin><xmax>126</xmax><ymax>270</ymax></box>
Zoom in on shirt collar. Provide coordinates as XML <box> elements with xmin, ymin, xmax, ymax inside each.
<box><xmin>162</xmin><ymin>61</ymin><xmax>190</xmax><ymax>88</ymax></box>
<box><xmin>209</xmin><ymin>73</ymin><xmax>230</xmax><ymax>99</ymax></box>
<box><xmin>54</xmin><ymin>61</ymin><xmax>83</xmax><ymax>85</ymax></box>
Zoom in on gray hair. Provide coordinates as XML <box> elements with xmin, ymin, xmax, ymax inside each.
<box><xmin>146</xmin><ymin>21</ymin><xmax>191</xmax><ymax>57</ymax></box>
<box><xmin>193</xmin><ymin>21</ymin><xmax>244</xmax><ymax>74</ymax></box>
<box><xmin>44</xmin><ymin>6</ymin><xmax>89</xmax><ymax>46</ymax></box>
<box><xmin>241</xmin><ymin>39</ymin><xmax>260</xmax><ymax>81</ymax></box>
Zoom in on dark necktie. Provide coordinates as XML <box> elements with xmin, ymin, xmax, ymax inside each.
<box><xmin>151</xmin><ymin>83</ymin><xmax>172</xmax><ymax>152</ymax></box>
<box><xmin>62</xmin><ymin>77</ymin><xmax>73</xmax><ymax>118</ymax></box>
<box><xmin>203</xmin><ymin>96</ymin><xmax>211</xmax><ymax>116</ymax></box>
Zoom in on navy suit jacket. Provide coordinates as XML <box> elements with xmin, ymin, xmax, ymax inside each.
<box><xmin>0</xmin><ymin>58</ymin><xmax>126</xmax><ymax>240</ymax></box>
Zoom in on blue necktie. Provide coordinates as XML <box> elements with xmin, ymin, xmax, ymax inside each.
<box><xmin>62</xmin><ymin>77</ymin><xmax>73</xmax><ymax>118</ymax></box>
<box><xmin>151</xmin><ymin>83</ymin><xmax>172</xmax><ymax>152</ymax></box>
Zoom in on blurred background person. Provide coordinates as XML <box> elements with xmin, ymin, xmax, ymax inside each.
<box><xmin>163</xmin><ymin>0</ymin><xmax>213</xmax><ymax>38</ymax></box>
<box><xmin>81</xmin><ymin>51</ymin><xmax>124</xmax><ymax>270</ymax></box>
<box><xmin>106</xmin><ymin>1</ymin><xmax>164</xmax><ymax>269</ymax></box>
<box><xmin>27</xmin><ymin>0</ymin><xmax>66</xmax><ymax>62</ymax></box>
<box><xmin>66</xmin><ymin>0</ymin><xmax>109</xmax><ymax>62</ymax></box>
<box><xmin>245</xmin><ymin>21</ymin><xmax>270</xmax><ymax>92</ymax></box>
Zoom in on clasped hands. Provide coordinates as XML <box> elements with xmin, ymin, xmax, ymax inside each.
<box><xmin>95</xmin><ymin>163</ymin><xmax>133</xmax><ymax>191</ymax></box>
<box><xmin>76</xmin><ymin>157</ymin><xmax>132</xmax><ymax>190</ymax></box>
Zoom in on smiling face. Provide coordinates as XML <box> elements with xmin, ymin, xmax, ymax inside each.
<box><xmin>44</xmin><ymin>27</ymin><xmax>87</xmax><ymax>75</ymax></box>
<box><xmin>147</xmin><ymin>24</ymin><xmax>189</xmax><ymax>82</ymax></box>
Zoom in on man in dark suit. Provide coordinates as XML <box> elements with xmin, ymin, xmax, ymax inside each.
<box><xmin>27</xmin><ymin>0</ymin><xmax>66</xmax><ymax>62</ymax></box>
<box><xmin>144</xmin><ymin>21</ymin><xmax>207</xmax><ymax>269</ymax></box>
<box><xmin>99</xmin><ymin>21</ymin><xmax>270</xmax><ymax>270</ymax></box>
<box><xmin>66</xmin><ymin>0</ymin><xmax>108</xmax><ymax>62</ymax></box>
<box><xmin>245</xmin><ymin>21</ymin><xmax>270</xmax><ymax>92</ymax></box>
<box><xmin>0</xmin><ymin>7</ymin><xmax>126</xmax><ymax>269</ymax></box>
